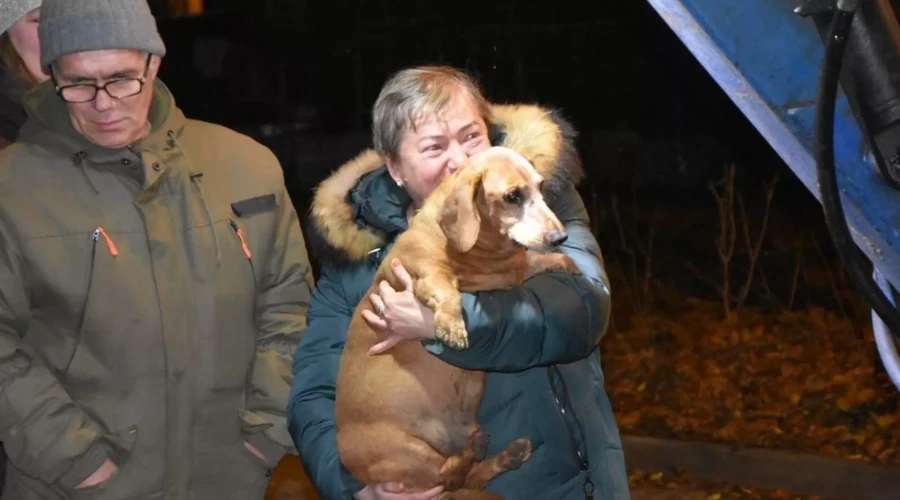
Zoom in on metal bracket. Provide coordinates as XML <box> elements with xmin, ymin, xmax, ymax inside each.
<box><xmin>795</xmin><ymin>0</ymin><xmax>837</xmax><ymax>17</ymax></box>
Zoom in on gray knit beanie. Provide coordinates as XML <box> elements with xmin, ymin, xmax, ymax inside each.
<box><xmin>38</xmin><ymin>0</ymin><xmax>166</xmax><ymax>67</ymax></box>
<box><xmin>0</xmin><ymin>0</ymin><xmax>41</xmax><ymax>36</ymax></box>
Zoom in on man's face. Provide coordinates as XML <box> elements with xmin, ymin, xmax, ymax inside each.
<box><xmin>53</xmin><ymin>50</ymin><xmax>160</xmax><ymax>149</ymax></box>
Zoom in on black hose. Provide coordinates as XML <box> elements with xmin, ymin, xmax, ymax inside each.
<box><xmin>814</xmin><ymin>0</ymin><xmax>900</xmax><ymax>339</ymax></box>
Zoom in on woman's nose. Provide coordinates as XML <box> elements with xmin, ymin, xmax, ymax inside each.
<box><xmin>446</xmin><ymin>143</ymin><xmax>468</xmax><ymax>172</ymax></box>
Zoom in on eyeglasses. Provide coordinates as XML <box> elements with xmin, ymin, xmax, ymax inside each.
<box><xmin>54</xmin><ymin>55</ymin><xmax>152</xmax><ymax>104</ymax></box>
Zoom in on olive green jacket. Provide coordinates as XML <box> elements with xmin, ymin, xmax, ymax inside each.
<box><xmin>0</xmin><ymin>79</ymin><xmax>313</xmax><ymax>499</ymax></box>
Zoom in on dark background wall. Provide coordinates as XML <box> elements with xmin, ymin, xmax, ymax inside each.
<box><xmin>147</xmin><ymin>0</ymin><xmax>790</xmax><ymax>211</ymax></box>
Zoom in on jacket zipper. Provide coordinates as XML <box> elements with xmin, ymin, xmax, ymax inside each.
<box><xmin>548</xmin><ymin>366</ymin><xmax>594</xmax><ymax>500</ymax></box>
<box><xmin>229</xmin><ymin>219</ymin><xmax>257</xmax><ymax>287</ymax></box>
<box><xmin>66</xmin><ymin>227</ymin><xmax>116</xmax><ymax>373</ymax></box>
<box><xmin>94</xmin><ymin>227</ymin><xmax>119</xmax><ymax>256</ymax></box>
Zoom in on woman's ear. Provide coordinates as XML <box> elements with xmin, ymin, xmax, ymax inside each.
<box><xmin>385</xmin><ymin>157</ymin><xmax>404</xmax><ymax>187</ymax></box>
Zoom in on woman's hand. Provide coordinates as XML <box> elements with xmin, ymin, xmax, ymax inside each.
<box><xmin>362</xmin><ymin>258</ymin><xmax>436</xmax><ymax>355</ymax></box>
<box><xmin>354</xmin><ymin>482</ymin><xmax>445</xmax><ymax>500</ymax></box>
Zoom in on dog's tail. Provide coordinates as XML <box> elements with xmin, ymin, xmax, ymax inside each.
<box><xmin>441</xmin><ymin>489</ymin><xmax>505</xmax><ymax>500</ymax></box>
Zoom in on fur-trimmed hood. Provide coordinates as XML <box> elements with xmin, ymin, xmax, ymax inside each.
<box><xmin>307</xmin><ymin>103</ymin><xmax>584</xmax><ymax>267</ymax></box>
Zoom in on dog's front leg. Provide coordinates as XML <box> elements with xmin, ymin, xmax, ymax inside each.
<box><xmin>524</xmin><ymin>252</ymin><xmax>580</xmax><ymax>281</ymax></box>
<box><xmin>414</xmin><ymin>273</ymin><xmax>470</xmax><ymax>350</ymax></box>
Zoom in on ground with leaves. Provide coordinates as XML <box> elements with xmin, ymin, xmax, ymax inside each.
<box><xmin>629</xmin><ymin>470</ymin><xmax>823</xmax><ymax>500</ymax></box>
<box><xmin>594</xmin><ymin>172</ymin><xmax>900</xmax><ymax>471</ymax></box>
<box><xmin>602</xmin><ymin>298</ymin><xmax>900</xmax><ymax>464</ymax></box>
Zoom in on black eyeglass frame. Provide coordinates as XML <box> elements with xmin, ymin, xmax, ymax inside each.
<box><xmin>53</xmin><ymin>54</ymin><xmax>153</xmax><ymax>104</ymax></box>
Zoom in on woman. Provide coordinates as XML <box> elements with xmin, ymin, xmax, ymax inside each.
<box><xmin>288</xmin><ymin>65</ymin><xmax>630</xmax><ymax>500</ymax></box>
<box><xmin>0</xmin><ymin>2</ymin><xmax>42</xmax><ymax>490</ymax></box>
<box><xmin>0</xmin><ymin>0</ymin><xmax>45</xmax><ymax>150</ymax></box>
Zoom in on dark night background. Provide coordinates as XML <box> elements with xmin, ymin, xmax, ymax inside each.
<box><xmin>148</xmin><ymin>0</ymin><xmax>786</xmax><ymax>198</ymax></box>
<box><xmin>147</xmin><ymin>1</ymin><xmax>900</xmax><ymax>497</ymax></box>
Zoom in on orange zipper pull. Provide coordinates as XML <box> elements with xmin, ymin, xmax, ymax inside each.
<box><xmin>95</xmin><ymin>227</ymin><xmax>119</xmax><ymax>256</ymax></box>
<box><xmin>229</xmin><ymin>219</ymin><xmax>252</xmax><ymax>259</ymax></box>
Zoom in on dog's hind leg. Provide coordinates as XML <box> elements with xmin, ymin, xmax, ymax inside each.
<box><xmin>437</xmin><ymin>427</ymin><xmax>490</xmax><ymax>491</ymax></box>
<box><xmin>463</xmin><ymin>438</ymin><xmax>533</xmax><ymax>490</ymax></box>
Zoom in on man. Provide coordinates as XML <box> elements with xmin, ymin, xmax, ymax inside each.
<box><xmin>0</xmin><ymin>0</ymin><xmax>313</xmax><ymax>498</ymax></box>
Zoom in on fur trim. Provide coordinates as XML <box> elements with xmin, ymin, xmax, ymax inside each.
<box><xmin>306</xmin><ymin>149</ymin><xmax>386</xmax><ymax>266</ymax></box>
<box><xmin>307</xmin><ymin>103</ymin><xmax>584</xmax><ymax>266</ymax></box>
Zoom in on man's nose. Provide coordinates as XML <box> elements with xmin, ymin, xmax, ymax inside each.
<box><xmin>93</xmin><ymin>89</ymin><xmax>114</xmax><ymax>111</ymax></box>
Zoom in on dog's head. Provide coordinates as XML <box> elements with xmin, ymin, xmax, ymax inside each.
<box><xmin>439</xmin><ymin>146</ymin><xmax>568</xmax><ymax>253</ymax></box>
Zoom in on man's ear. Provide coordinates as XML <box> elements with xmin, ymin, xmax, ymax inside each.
<box><xmin>148</xmin><ymin>54</ymin><xmax>163</xmax><ymax>79</ymax></box>
<box><xmin>439</xmin><ymin>169</ymin><xmax>483</xmax><ymax>253</ymax></box>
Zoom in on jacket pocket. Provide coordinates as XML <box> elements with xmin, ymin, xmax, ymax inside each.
<box><xmin>68</xmin><ymin>425</ymin><xmax>139</xmax><ymax>500</ymax></box>
<box><xmin>62</xmin><ymin>227</ymin><xmax>134</xmax><ymax>384</ymax></box>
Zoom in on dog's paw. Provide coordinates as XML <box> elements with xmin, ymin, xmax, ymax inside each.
<box><xmin>435</xmin><ymin>312</ymin><xmax>469</xmax><ymax>350</ymax></box>
<box><xmin>553</xmin><ymin>254</ymin><xmax>580</xmax><ymax>274</ymax></box>
<box><xmin>468</xmin><ymin>428</ymin><xmax>490</xmax><ymax>461</ymax></box>
<box><xmin>501</xmin><ymin>438</ymin><xmax>533</xmax><ymax>470</ymax></box>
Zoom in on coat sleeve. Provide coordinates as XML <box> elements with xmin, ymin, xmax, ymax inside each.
<box><xmin>428</xmin><ymin>182</ymin><xmax>611</xmax><ymax>372</ymax></box>
<box><xmin>288</xmin><ymin>264</ymin><xmax>366</xmax><ymax>500</ymax></box>
<box><xmin>0</xmin><ymin>218</ymin><xmax>111</xmax><ymax>490</ymax></box>
<box><xmin>242</xmin><ymin>185</ymin><xmax>315</xmax><ymax>462</ymax></box>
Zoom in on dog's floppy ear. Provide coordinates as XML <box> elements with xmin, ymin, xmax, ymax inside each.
<box><xmin>440</xmin><ymin>169</ymin><xmax>483</xmax><ymax>253</ymax></box>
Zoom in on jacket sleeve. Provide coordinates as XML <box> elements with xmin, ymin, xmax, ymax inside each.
<box><xmin>428</xmin><ymin>182</ymin><xmax>611</xmax><ymax>372</ymax></box>
<box><xmin>0</xmin><ymin>218</ymin><xmax>111</xmax><ymax>490</ymax></box>
<box><xmin>242</xmin><ymin>185</ymin><xmax>315</xmax><ymax>462</ymax></box>
<box><xmin>288</xmin><ymin>264</ymin><xmax>366</xmax><ymax>500</ymax></box>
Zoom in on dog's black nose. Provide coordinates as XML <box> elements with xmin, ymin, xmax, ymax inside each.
<box><xmin>548</xmin><ymin>231</ymin><xmax>568</xmax><ymax>246</ymax></box>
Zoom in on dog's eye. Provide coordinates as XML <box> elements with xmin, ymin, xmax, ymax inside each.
<box><xmin>503</xmin><ymin>188</ymin><xmax>523</xmax><ymax>204</ymax></box>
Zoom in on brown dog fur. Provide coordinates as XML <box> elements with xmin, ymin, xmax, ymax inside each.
<box><xmin>334</xmin><ymin>147</ymin><xmax>580</xmax><ymax>499</ymax></box>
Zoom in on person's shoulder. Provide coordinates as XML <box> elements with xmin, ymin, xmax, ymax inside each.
<box><xmin>183</xmin><ymin>118</ymin><xmax>275</xmax><ymax>157</ymax></box>
<box><xmin>0</xmin><ymin>140</ymin><xmax>39</xmax><ymax>181</ymax></box>
<box><xmin>181</xmin><ymin>118</ymin><xmax>282</xmax><ymax>179</ymax></box>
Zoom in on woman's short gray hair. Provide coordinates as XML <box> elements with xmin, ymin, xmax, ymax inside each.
<box><xmin>372</xmin><ymin>65</ymin><xmax>492</xmax><ymax>162</ymax></box>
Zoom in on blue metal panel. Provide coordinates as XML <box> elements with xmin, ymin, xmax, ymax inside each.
<box><xmin>645</xmin><ymin>0</ymin><xmax>900</xmax><ymax>291</ymax></box>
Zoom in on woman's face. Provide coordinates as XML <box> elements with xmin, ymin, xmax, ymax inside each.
<box><xmin>8</xmin><ymin>8</ymin><xmax>47</xmax><ymax>84</ymax></box>
<box><xmin>387</xmin><ymin>93</ymin><xmax>490</xmax><ymax>208</ymax></box>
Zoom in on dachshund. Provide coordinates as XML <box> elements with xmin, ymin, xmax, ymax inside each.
<box><xmin>335</xmin><ymin>146</ymin><xmax>580</xmax><ymax>500</ymax></box>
